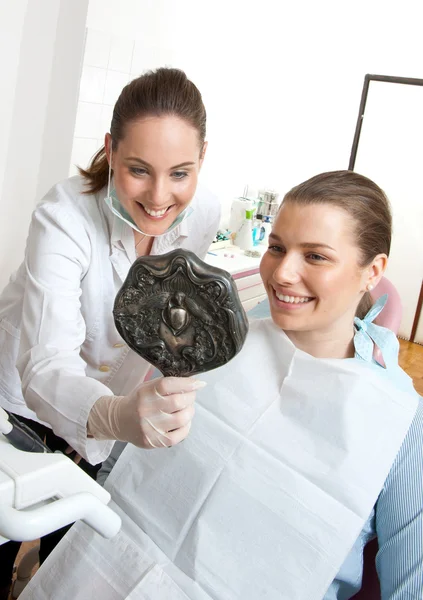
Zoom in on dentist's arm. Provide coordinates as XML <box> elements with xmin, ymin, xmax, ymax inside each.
<box><xmin>17</xmin><ymin>201</ymin><xmax>115</xmax><ymax>465</ymax></box>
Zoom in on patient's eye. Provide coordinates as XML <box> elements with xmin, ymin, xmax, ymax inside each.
<box><xmin>307</xmin><ymin>253</ymin><xmax>327</xmax><ymax>262</ymax></box>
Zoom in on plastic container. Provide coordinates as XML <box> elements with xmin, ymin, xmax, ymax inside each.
<box><xmin>260</xmin><ymin>216</ymin><xmax>273</xmax><ymax>246</ymax></box>
<box><xmin>236</xmin><ymin>208</ymin><xmax>255</xmax><ymax>251</ymax></box>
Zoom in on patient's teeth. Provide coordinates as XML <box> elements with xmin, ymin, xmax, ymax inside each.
<box><xmin>275</xmin><ymin>292</ymin><xmax>312</xmax><ymax>304</ymax></box>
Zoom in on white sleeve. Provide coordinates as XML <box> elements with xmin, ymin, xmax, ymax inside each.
<box><xmin>16</xmin><ymin>203</ymin><xmax>114</xmax><ymax>464</ymax></box>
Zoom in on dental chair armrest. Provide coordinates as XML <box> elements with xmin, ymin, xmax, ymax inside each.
<box><xmin>0</xmin><ymin>492</ymin><xmax>121</xmax><ymax>541</ymax></box>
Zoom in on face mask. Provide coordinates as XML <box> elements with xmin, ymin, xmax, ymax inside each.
<box><xmin>104</xmin><ymin>148</ymin><xmax>193</xmax><ymax>237</ymax></box>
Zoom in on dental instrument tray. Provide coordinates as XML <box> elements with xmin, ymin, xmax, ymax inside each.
<box><xmin>113</xmin><ymin>249</ymin><xmax>248</xmax><ymax>376</ymax></box>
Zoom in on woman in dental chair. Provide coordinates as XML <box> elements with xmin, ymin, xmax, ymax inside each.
<box><xmin>21</xmin><ymin>171</ymin><xmax>423</xmax><ymax>599</ymax></box>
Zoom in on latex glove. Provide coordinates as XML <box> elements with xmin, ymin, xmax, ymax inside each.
<box><xmin>87</xmin><ymin>377</ymin><xmax>206</xmax><ymax>449</ymax></box>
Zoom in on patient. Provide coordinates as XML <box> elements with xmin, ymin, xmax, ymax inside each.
<box><xmin>21</xmin><ymin>171</ymin><xmax>423</xmax><ymax>599</ymax></box>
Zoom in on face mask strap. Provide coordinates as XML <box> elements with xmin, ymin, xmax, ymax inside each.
<box><xmin>104</xmin><ymin>143</ymin><xmax>193</xmax><ymax>237</ymax></box>
<box><xmin>107</xmin><ymin>146</ymin><xmax>113</xmax><ymax>198</ymax></box>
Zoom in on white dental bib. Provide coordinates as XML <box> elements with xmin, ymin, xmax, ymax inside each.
<box><xmin>23</xmin><ymin>319</ymin><xmax>418</xmax><ymax>600</ymax></box>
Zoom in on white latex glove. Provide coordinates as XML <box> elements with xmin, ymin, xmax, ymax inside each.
<box><xmin>87</xmin><ymin>377</ymin><xmax>206</xmax><ymax>449</ymax></box>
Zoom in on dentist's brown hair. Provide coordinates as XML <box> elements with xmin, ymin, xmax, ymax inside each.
<box><xmin>79</xmin><ymin>68</ymin><xmax>207</xmax><ymax>194</ymax></box>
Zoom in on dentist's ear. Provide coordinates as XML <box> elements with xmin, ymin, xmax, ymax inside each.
<box><xmin>104</xmin><ymin>133</ymin><xmax>113</xmax><ymax>165</ymax></box>
<box><xmin>199</xmin><ymin>141</ymin><xmax>208</xmax><ymax>169</ymax></box>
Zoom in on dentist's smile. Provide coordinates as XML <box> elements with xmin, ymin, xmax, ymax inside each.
<box><xmin>136</xmin><ymin>202</ymin><xmax>175</xmax><ymax>220</ymax></box>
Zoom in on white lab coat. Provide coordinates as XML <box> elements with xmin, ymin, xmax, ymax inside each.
<box><xmin>0</xmin><ymin>176</ymin><xmax>220</xmax><ymax>464</ymax></box>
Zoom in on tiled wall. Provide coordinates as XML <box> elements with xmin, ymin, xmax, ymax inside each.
<box><xmin>70</xmin><ymin>28</ymin><xmax>171</xmax><ymax>176</ymax></box>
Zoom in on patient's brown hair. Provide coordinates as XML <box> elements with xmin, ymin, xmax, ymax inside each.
<box><xmin>283</xmin><ymin>170</ymin><xmax>392</xmax><ymax>319</ymax></box>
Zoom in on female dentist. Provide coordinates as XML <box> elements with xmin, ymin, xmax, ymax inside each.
<box><xmin>0</xmin><ymin>67</ymin><xmax>220</xmax><ymax>598</ymax></box>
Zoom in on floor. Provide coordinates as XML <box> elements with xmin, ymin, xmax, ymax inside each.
<box><xmin>8</xmin><ymin>541</ymin><xmax>39</xmax><ymax>599</ymax></box>
<box><xmin>7</xmin><ymin>340</ymin><xmax>423</xmax><ymax>598</ymax></box>
<box><xmin>399</xmin><ymin>338</ymin><xmax>423</xmax><ymax>395</ymax></box>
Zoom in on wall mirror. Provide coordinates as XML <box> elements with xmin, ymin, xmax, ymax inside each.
<box><xmin>349</xmin><ymin>74</ymin><xmax>423</xmax><ymax>343</ymax></box>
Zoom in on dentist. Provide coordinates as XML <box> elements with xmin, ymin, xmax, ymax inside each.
<box><xmin>0</xmin><ymin>67</ymin><xmax>220</xmax><ymax>597</ymax></box>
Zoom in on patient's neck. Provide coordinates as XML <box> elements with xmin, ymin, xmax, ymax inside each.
<box><xmin>284</xmin><ymin>324</ymin><xmax>355</xmax><ymax>359</ymax></box>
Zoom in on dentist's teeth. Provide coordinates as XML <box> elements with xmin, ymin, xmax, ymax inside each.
<box><xmin>143</xmin><ymin>206</ymin><xmax>168</xmax><ymax>217</ymax></box>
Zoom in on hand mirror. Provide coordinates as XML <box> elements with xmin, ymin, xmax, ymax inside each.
<box><xmin>113</xmin><ymin>249</ymin><xmax>249</xmax><ymax>377</ymax></box>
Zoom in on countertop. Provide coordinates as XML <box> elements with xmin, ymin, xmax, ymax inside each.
<box><xmin>204</xmin><ymin>244</ymin><xmax>266</xmax><ymax>279</ymax></box>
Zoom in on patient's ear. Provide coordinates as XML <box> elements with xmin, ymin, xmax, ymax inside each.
<box><xmin>362</xmin><ymin>254</ymin><xmax>388</xmax><ymax>291</ymax></box>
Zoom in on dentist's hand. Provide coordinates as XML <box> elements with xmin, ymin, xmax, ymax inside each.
<box><xmin>87</xmin><ymin>377</ymin><xmax>206</xmax><ymax>449</ymax></box>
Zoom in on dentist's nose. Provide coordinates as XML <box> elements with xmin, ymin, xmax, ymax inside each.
<box><xmin>148</xmin><ymin>177</ymin><xmax>169</xmax><ymax>207</ymax></box>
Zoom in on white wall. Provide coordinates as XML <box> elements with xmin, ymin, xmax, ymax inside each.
<box><xmin>75</xmin><ymin>0</ymin><xmax>422</xmax><ymax>341</ymax></box>
<box><xmin>0</xmin><ymin>0</ymin><xmax>28</xmax><ymax>212</ymax></box>
<box><xmin>69</xmin><ymin>30</ymin><xmax>138</xmax><ymax>176</ymax></box>
<box><xmin>81</xmin><ymin>0</ymin><xmax>423</xmax><ymax>214</ymax></box>
<box><xmin>0</xmin><ymin>0</ymin><xmax>88</xmax><ymax>290</ymax></box>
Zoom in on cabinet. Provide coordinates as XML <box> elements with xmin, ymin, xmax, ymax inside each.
<box><xmin>204</xmin><ymin>248</ymin><xmax>266</xmax><ymax>312</ymax></box>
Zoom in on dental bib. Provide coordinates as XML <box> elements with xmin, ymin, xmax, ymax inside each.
<box><xmin>22</xmin><ymin>319</ymin><xmax>417</xmax><ymax>600</ymax></box>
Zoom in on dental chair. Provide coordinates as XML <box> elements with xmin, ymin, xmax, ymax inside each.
<box><xmin>249</xmin><ymin>276</ymin><xmax>403</xmax><ymax>600</ymax></box>
<box><xmin>0</xmin><ymin>408</ymin><xmax>121</xmax><ymax>598</ymax></box>
<box><xmin>370</xmin><ymin>276</ymin><xmax>402</xmax><ymax>333</ymax></box>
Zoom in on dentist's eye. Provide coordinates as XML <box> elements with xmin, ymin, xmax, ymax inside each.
<box><xmin>129</xmin><ymin>167</ymin><xmax>148</xmax><ymax>176</ymax></box>
<box><xmin>268</xmin><ymin>245</ymin><xmax>285</xmax><ymax>254</ymax></box>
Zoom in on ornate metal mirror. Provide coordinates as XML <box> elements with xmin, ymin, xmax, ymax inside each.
<box><xmin>114</xmin><ymin>249</ymin><xmax>249</xmax><ymax>377</ymax></box>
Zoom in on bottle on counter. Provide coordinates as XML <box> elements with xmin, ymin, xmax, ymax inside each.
<box><xmin>260</xmin><ymin>216</ymin><xmax>273</xmax><ymax>246</ymax></box>
<box><xmin>236</xmin><ymin>207</ymin><xmax>255</xmax><ymax>251</ymax></box>
<box><xmin>252</xmin><ymin>215</ymin><xmax>264</xmax><ymax>246</ymax></box>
